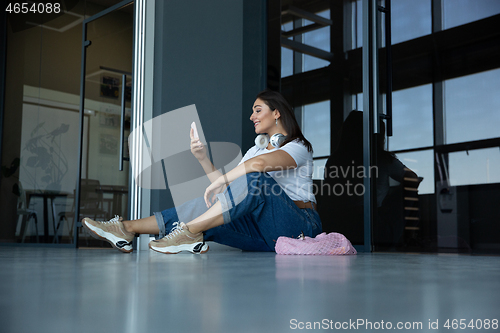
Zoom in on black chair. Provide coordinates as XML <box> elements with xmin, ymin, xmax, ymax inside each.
<box><xmin>54</xmin><ymin>179</ymin><xmax>108</xmax><ymax>243</ymax></box>
<box><xmin>16</xmin><ymin>182</ymin><xmax>39</xmax><ymax>243</ymax></box>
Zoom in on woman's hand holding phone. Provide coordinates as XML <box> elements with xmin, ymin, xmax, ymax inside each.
<box><xmin>190</xmin><ymin>122</ymin><xmax>207</xmax><ymax>161</ymax></box>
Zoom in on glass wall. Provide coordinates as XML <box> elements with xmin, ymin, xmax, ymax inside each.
<box><xmin>278</xmin><ymin>0</ymin><xmax>500</xmax><ymax>253</ymax></box>
<box><xmin>389</xmin><ymin>0</ymin><xmax>431</xmax><ymax>44</ymax></box>
<box><xmin>302</xmin><ymin>100</ymin><xmax>330</xmax><ymax>180</ymax></box>
<box><xmin>281</xmin><ymin>9</ymin><xmax>331</xmax><ymax>77</ymax></box>
<box><xmin>388</xmin><ymin>84</ymin><xmax>433</xmax><ymax>151</ymax></box>
<box><xmin>281</xmin><ymin>21</ymin><xmax>294</xmax><ymax>78</ymax></box>
<box><xmin>350</xmin><ymin>0</ymin><xmax>432</xmax><ymax>49</ymax></box>
<box><xmin>443</xmin><ymin>0</ymin><xmax>500</xmax><ymax>29</ymax></box>
<box><xmin>378</xmin><ymin>3</ymin><xmax>500</xmax><ymax>252</ymax></box>
<box><xmin>448</xmin><ymin>148</ymin><xmax>500</xmax><ymax>187</ymax></box>
<box><xmin>303</xmin><ymin>10</ymin><xmax>330</xmax><ymax>72</ymax></box>
<box><xmin>1</xmin><ymin>0</ymin><xmax>133</xmax><ymax>245</ymax></box>
<box><xmin>444</xmin><ymin>69</ymin><xmax>500</xmax><ymax>144</ymax></box>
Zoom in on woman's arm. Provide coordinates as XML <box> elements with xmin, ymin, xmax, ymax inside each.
<box><xmin>204</xmin><ymin>150</ymin><xmax>297</xmax><ymax>206</ymax></box>
<box><xmin>197</xmin><ymin>155</ymin><xmax>223</xmax><ymax>184</ymax></box>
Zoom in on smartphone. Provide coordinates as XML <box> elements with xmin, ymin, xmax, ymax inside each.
<box><xmin>191</xmin><ymin>122</ymin><xmax>199</xmax><ymax>139</ymax></box>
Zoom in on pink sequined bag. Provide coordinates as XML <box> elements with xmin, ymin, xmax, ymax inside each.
<box><xmin>275</xmin><ymin>232</ymin><xmax>357</xmax><ymax>255</ymax></box>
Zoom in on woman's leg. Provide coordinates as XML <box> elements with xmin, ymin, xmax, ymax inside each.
<box><xmin>196</xmin><ymin>172</ymin><xmax>322</xmax><ymax>251</ymax></box>
<box><xmin>184</xmin><ymin>172</ymin><xmax>269</xmax><ymax>234</ymax></box>
<box><xmin>122</xmin><ymin>216</ymin><xmax>160</xmax><ymax>235</ymax></box>
<box><xmin>151</xmin><ymin>172</ymin><xmax>321</xmax><ymax>253</ymax></box>
<box><xmin>157</xmin><ymin>196</ymin><xmax>273</xmax><ymax>252</ymax></box>
<box><xmin>203</xmin><ymin>215</ymin><xmax>274</xmax><ymax>251</ymax></box>
<box><xmin>185</xmin><ymin>201</ymin><xmax>224</xmax><ymax>234</ymax></box>
<box><xmin>154</xmin><ymin>196</ymin><xmax>212</xmax><ymax>238</ymax></box>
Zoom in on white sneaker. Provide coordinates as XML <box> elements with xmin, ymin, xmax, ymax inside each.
<box><xmin>82</xmin><ymin>216</ymin><xmax>135</xmax><ymax>253</ymax></box>
<box><xmin>149</xmin><ymin>222</ymin><xmax>209</xmax><ymax>254</ymax></box>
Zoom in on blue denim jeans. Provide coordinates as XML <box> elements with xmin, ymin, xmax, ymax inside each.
<box><xmin>154</xmin><ymin>172</ymin><xmax>322</xmax><ymax>251</ymax></box>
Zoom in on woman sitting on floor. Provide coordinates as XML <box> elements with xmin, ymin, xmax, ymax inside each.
<box><xmin>82</xmin><ymin>89</ymin><xmax>322</xmax><ymax>253</ymax></box>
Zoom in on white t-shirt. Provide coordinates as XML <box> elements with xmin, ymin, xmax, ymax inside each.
<box><xmin>238</xmin><ymin>140</ymin><xmax>316</xmax><ymax>203</ymax></box>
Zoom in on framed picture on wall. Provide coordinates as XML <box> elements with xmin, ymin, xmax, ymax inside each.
<box><xmin>100</xmin><ymin>76</ymin><xmax>119</xmax><ymax>99</ymax></box>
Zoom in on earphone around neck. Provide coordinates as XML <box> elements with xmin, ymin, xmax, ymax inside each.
<box><xmin>255</xmin><ymin>133</ymin><xmax>286</xmax><ymax>149</ymax></box>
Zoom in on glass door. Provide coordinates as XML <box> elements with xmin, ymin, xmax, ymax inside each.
<box><xmin>76</xmin><ymin>0</ymin><xmax>134</xmax><ymax>248</ymax></box>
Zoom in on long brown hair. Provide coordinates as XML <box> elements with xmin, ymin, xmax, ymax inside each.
<box><xmin>256</xmin><ymin>89</ymin><xmax>313</xmax><ymax>153</ymax></box>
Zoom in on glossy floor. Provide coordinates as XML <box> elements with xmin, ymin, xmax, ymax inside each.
<box><xmin>0</xmin><ymin>245</ymin><xmax>499</xmax><ymax>333</ymax></box>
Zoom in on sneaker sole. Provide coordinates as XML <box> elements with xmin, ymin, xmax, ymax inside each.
<box><xmin>82</xmin><ymin>219</ymin><xmax>133</xmax><ymax>253</ymax></box>
<box><xmin>148</xmin><ymin>241</ymin><xmax>209</xmax><ymax>254</ymax></box>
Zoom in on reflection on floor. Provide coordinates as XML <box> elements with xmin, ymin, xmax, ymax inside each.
<box><xmin>0</xmin><ymin>246</ymin><xmax>499</xmax><ymax>333</ymax></box>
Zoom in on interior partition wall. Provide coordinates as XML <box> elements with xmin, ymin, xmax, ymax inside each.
<box><xmin>75</xmin><ymin>0</ymin><xmax>135</xmax><ymax>248</ymax></box>
<box><xmin>0</xmin><ymin>0</ymin><xmax>147</xmax><ymax>247</ymax></box>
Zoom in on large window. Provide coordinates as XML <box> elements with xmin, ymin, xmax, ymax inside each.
<box><xmin>444</xmin><ymin>0</ymin><xmax>500</xmax><ymax>29</ymax></box>
<box><xmin>312</xmin><ymin>158</ymin><xmax>327</xmax><ymax>180</ymax></box>
<box><xmin>388</xmin><ymin>84</ymin><xmax>433</xmax><ymax>151</ymax></box>
<box><xmin>281</xmin><ymin>9</ymin><xmax>331</xmax><ymax>77</ymax></box>
<box><xmin>281</xmin><ymin>21</ymin><xmax>294</xmax><ymax>78</ymax></box>
<box><xmin>303</xmin><ymin>10</ymin><xmax>330</xmax><ymax>72</ymax></box>
<box><xmin>277</xmin><ymin>0</ymin><xmax>500</xmax><ymax>253</ymax></box>
<box><xmin>351</xmin><ymin>0</ymin><xmax>362</xmax><ymax>49</ymax></box>
<box><xmin>444</xmin><ymin>69</ymin><xmax>500</xmax><ymax>145</ymax></box>
<box><xmin>449</xmin><ymin>148</ymin><xmax>500</xmax><ymax>187</ymax></box>
<box><xmin>303</xmin><ymin>100</ymin><xmax>330</xmax><ymax>158</ymax></box>
<box><xmin>386</xmin><ymin>0</ymin><xmax>432</xmax><ymax>45</ymax></box>
<box><xmin>302</xmin><ymin>100</ymin><xmax>330</xmax><ymax>180</ymax></box>
<box><xmin>351</xmin><ymin>0</ymin><xmax>432</xmax><ymax>49</ymax></box>
<box><xmin>395</xmin><ymin>150</ymin><xmax>434</xmax><ymax>194</ymax></box>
